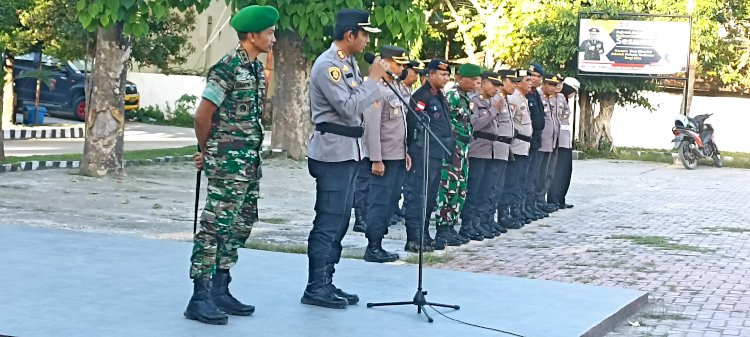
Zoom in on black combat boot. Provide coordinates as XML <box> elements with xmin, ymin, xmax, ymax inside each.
<box><xmin>511</xmin><ymin>203</ymin><xmax>538</xmax><ymax>226</ymax></box>
<box><xmin>450</xmin><ymin>225</ymin><xmax>470</xmax><ymax>244</ymax></box>
<box><xmin>500</xmin><ymin>206</ymin><xmax>522</xmax><ymax>229</ymax></box>
<box><xmin>184</xmin><ymin>277</ymin><xmax>229</xmax><ymax>325</ymax></box>
<box><xmin>537</xmin><ymin>201</ymin><xmax>557</xmax><ymax>214</ymax></box>
<box><xmin>364</xmin><ymin>240</ymin><xmax>399</xmax><ymax>263</ymax></box>
<box><xmin>531</xmin><ymin>200</ymin><xmax>549</xmax><ymax>218</ymax></box>
<box><xmin>458</xmin><ymin>218</ymin><xmax>484</xmax><ymax>241</ymax></box>
<box><xmin>434</xmin><ymin>226</ymin><xmax>463</xmax><ymax>250</ymax></box>
<box><xmin>404</xmin><ymin>222</ymin><xmax>434</xmax><ymax>253</ymax></box>
<box><xmin>211</xmin><ymin>269</ymin><xmax>255</xmax><ymax>316</ymax></box>
<box><xmin>353</xmin><ymin>208</ymin><xmax>367</xmax><ymax>233</ymax></box>
<box><xmin>325</xmin><ymin>264</ymin><xmax>360</xmax><ymax>305</ymax></box>
<box><xmin>474</xmin><ymin>216</ymin><xmax>495</xmax><ymax>239</ymax></box>
<box><xmin>487</xmin><ymin>217</ymin><xmax>508</xmax><ymax>235</ymax></box>
<box><xmin>525</xmin><ymin>200</ymin><xmax>544</xmax><ymax>219</ymax></box>
<box><xmin>301</xmin><ymin>268</ymin><xmax>348</xmax><ymax>309</ymax></box>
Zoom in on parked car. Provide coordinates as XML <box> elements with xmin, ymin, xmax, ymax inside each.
<box><xmin>12</xmin><ymin>52</ymin><xmax>140</xmax><ymax>121</ymax></box>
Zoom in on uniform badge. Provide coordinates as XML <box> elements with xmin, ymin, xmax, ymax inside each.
<box><xmin>342</xmin><ymin>65</ymin><xmax>349</xmax><ymax>72</ymax></box>
<box><xmin>328</xmin><ymin>67</ymin><xmax>342</xmax><ymax>82</ymax></box>
<box><xmin>336</xmin><ymin>50</ymin><xmax>346</xmax><ymax>60</ymax></box>
<box><xmin>469</xmin><ymin>102</ymin><xmax>475</xmax><ymax>110</ymax></box>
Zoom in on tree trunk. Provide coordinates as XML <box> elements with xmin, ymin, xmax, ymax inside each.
<box><xmin>578</xmin><ymin>91</ymin><xmax>593</xmax><ymax>149</ymax></box>
<box><xmin>269</xmin><ymin>30</ymin><xmax>313</xmax><ymax>160</ymax></box>
<box><xmin>680</xmin><ymin>52</ymin><xmax>697</xmax><ymax>116</ymax></box>
<box><xmin>79</xmin><ymin>24</ymin><xmax>131</xmax><ymax>177</ymax></box>
<box><xmin>584</xmin><ymin>92</ymin><xmax>616</xmax><ymax>152</ymax></box>
<box><xmin>2</xmin><ymin>55</ymin><xmax>14</xmax><ymax>128</ymax></box>
<box><xmin>1</xmin><ymin>55</ymin><xmax>15</xmax><ymax>160</ymax></box>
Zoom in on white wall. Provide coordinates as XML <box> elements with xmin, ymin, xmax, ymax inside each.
<box><xmin>609</xmin><ymin>92</ymin><xmax>750</xmax><ymax>153</ymax></box>
<box><xmin>126</xmin><ymin>72</ymin><xmax>205</xmax><ymax>111</ymax></box>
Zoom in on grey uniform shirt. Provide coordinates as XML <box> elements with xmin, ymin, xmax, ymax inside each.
<box><xmin>558</xmin><ymin>95</ymin><xmax>573</xmax><ymax>149</ymax></box>
<box><xmin>307</xmin><ymin>43</ymin><xmax>382</xmax><ymax>162</ymax></box>
<box><xmin>363</xmin><ymin>81</ymin><xmax>408</xmax><ymax>162</ymax></box>
<box><xmin>508</xmin><ymin>90</ymin><xmax>532</xmax><ymax>156</ymax></box>
<box><xmin>468</xmin><ymin>94</ymin><xmax>510</xmax><ymax>160</ymax></box>
<box><xmin>539</xmin><ymin>87</ymin><xmax>562</xmax><ymax>153</ymax></box>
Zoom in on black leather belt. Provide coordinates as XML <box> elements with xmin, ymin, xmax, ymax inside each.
<box><xmin>456</xmin><ymin>135</ymin><xmax>472</xmax><ymax>143</ymax></box>
<box><xmin>513</xmin><ymin>130</ymin><xmax>532</xmax><ymax>143</ymax></box>
<box><xmin>473</xmin><ymin>131</ymin><xmax>512</xmax><ymax>144</ymax></box>
<box><xmin>315</xmin><ymin>122</ymin><xmax>364</xmax><ymax>138</ymax></box>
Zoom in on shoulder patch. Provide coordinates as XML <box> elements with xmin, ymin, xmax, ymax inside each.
<box><xmin>329</xmin><ymin>67</ymin><xmax>342</xmax><ymax>82</ymax></box>
<box><xmin>337</xmin><ymin>50</ymin><xmax>346</xmax><ymax>60</ymax></box>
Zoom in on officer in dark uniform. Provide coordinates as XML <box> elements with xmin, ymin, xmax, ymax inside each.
<box><xmin>303</xmin><ymin>8</ymin><xmax>386</xmax><ymax>309</ymax></box>
<box><xmin>523</xmin><ymin>63</ymin><xmax>551</xmax><ymax>221</ymax></box>
<box><xmin>579</xmin><ymin>28</ymin><xmax>605</xmax><ymax>61</ymax></box>
<box><xmin>402</xmin><ymin>58</ymin><xmax>453</xmax><ymax>253</ymax></box>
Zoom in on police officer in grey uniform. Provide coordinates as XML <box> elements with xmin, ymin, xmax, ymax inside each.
<box><xmin>502</xmin><ymin>69</ymin><xmax>535</xmax><ymax>225</ymax></box>
<box><xmin>494</xmin><ymin>69</ymin><xmax>525</xmax><ymax>229</ymax></box>
<box><xmin>547</xmin><ymin>77</ymin><xmax>579</xmax><ymax>209</ymax></box>
<box><xmin>534</xmin><ymin>73</ymin><xmax>563</xmax><ymax>210</ymax></box>
<box><xmin>402</xmin><ymin>59</ymin><xmax>454</xmax><ymax>253</ymax></box>
<box><xmin>461</xmin><ymin>72</ymin><xmax>512</xmax><ymax>239</ymax></box>
<box><xmin>303</xmin><ymin>8</ymin><xmax>387</xmax><ymax>309</ymax></box>
<box><xmin>362</xmin><ymin>45</ymin><xmax>412</xmax><ymax>263</ymax></box>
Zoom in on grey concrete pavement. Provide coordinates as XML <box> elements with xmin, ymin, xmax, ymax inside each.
<box><xmin>4</xmin><ymin>121</ymin><xmax>196</xmax><ymax>156</ymax></box>
<box><xmin>1</xmin><ymin>156</ymin><xmax>749</xmax><ymax>336</ymax></box>
<box><xmin>0</xmin><ymin>224</ymin><xmax>646</xmax><ymax>337</ymax></box>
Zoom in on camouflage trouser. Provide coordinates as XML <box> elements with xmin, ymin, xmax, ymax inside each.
<box><xmin>190</xmin><ymin>178</ymin><xmax>259</xmax><ymax>279</ymax></box>
<box><xmin>434</xmin><ymin>139</ymin><xmax>470</xmax><ymax>227</ymax></box>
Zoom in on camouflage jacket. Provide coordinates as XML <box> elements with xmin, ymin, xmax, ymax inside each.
<box><xmin>201</xmin><ymin>45</ymin><xmax>265</xmax><ymax>181</ymax></box>
<box><xmin>445</xmin><ymin>87</ymin><xmax>473</xmax><ymax>143</ymax></box>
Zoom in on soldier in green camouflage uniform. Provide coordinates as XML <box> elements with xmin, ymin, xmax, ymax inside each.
<box><xmin>432</xmin><ymin>64</ymin><xmax>482</xmax><ymax>250</ymax></box>
<box><xmin>184</xmin><ymin>5</ymin><xmax>278</xmax><ymax>325</ymax></box>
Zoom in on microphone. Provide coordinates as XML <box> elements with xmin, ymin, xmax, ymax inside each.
<box><xmin>364</xmin><ymin>52</ymin><xmax>400</xmax><ymax>81</ymax></box>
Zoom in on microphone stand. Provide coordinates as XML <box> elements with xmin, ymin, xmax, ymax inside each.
<box><xmin>366</xmin><ymin>75</ymin><xmax>459</xmax><ymax>323</ymax></box>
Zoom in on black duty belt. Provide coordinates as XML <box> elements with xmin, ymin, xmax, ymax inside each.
<box><xmin>473</xmin><ymin>131</ymin><xmax>513</xmax><ymax>144</ymax></box>
<box><xmin>455</xmin><ymin>135</ymin><xmax>472</xmax><ymax>143</ymax></box>
<box><xmin>315</xmin><ymin>122</ymin><xmax>364</xmax><ymax>138</ymax></box>
<box><xmin>513</xmin><ymin>130</ymin><xmax>532</xmax><ymax>143</ymax></box>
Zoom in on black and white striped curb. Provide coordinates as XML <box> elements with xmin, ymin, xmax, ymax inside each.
<box><xmin>3</xmin><ymin>126</ymin><xmax>86</xmax><ymax>140</ymax></box>
<box><xmin>0</xmin><ymin>155</ymin><xmax>193</xmax><ymax>174</ymax></box>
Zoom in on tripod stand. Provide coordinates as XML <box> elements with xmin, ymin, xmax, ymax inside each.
<box><xmin>366</xmin><ymin>77</ymin><xmax>460</xmax><ymax>323</ymax></box>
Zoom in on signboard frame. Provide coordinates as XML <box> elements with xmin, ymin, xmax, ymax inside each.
<box><xmin>576</xmin><ymin>12</ymin><xmax>693</xmax><ymax>81</ymax></box>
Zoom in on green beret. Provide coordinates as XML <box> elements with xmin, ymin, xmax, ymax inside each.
<box><xmin>231</xmin><ymin>5</ymin><xmax>279</xmax><ymax>33</ymax></box>
<box><xmin>458</xmin><ymin>63</ymin><xmax>482</xmax><ymax>78</ymax></box>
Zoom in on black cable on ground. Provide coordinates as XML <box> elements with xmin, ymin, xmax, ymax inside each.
<box><xmin>427</xmin><ymin>304</ymin><xmax>527</xmax><ymax>337</ymax></box>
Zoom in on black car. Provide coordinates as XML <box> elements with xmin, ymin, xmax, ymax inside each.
<box><xmin>12</xmin><ymin>52</ymin><xmax>139</xmax><ymax>121</ymax></box>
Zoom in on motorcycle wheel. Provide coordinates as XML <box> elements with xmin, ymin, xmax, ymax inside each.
<box><xmin>678</xmin><ymin>140</ymin><xmax>698</xmax><ymax>170</ymax></box>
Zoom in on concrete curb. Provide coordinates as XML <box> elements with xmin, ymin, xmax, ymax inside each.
<box><xmin>0</xmin><ymin>147</ymin><xmax>274</xmax><ymax>174</ymax></box>
<box><xmin>4</xmin><ymin>126</ymin><xmax>86</xmax><ymax>140</ymax></box>
<box><xmin>0</xmin><ymin>155</ymin><xmax>193</xmax><ymax>174</ymax></box>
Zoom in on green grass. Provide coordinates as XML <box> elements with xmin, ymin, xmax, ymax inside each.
<box><xmin>582</xmin><ymin>147</ymin><xmax>750</xmax><ymax>169</ymax></box>
<box><xmin>639</xmin><ymin>312</ymin><xmax>691</xmax><ymax>321</ymax></box>
<box><xmin>259</xmin><ymin>217</ymin><xmax>289</xmax><ymax>225</ymax></box>
<box><xmin>703</xmin><ymin>226</ymin><xmax>750</xmax><ymax>233</ymax></box>
<box><xmin>609</xmin><ymin>235</ymin><xmax>716</xmax><ymax>253</ymax></box>
<box><xmin>402</xmin><ymin>253</ymin><xmax>454</xmax><ymax>265</ymax></box>
<box><xmin>0</xmin><ymin>145</ymin><xmax>196</xmax><ymax>165</ymax></box>
<box><xmin>245</xmin><ymin>241</ymin><xmax>308</xmax><ymax>254</ymax></box>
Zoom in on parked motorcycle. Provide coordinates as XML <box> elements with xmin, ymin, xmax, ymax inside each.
<box><xmin>672</xmin><ymin>113</ymin><xmax>722</xmax><ymax>170</ymax></box>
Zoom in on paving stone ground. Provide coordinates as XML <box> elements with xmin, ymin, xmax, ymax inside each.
<box><xmin>433</xmin><ymin>160</ymin><xmax>750</xmax><ymax>337</ymax></box>
<box><xmin>1</xmin><ymin>158</ymin><xmax>748</xmax><ymax>336</ymax></box>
